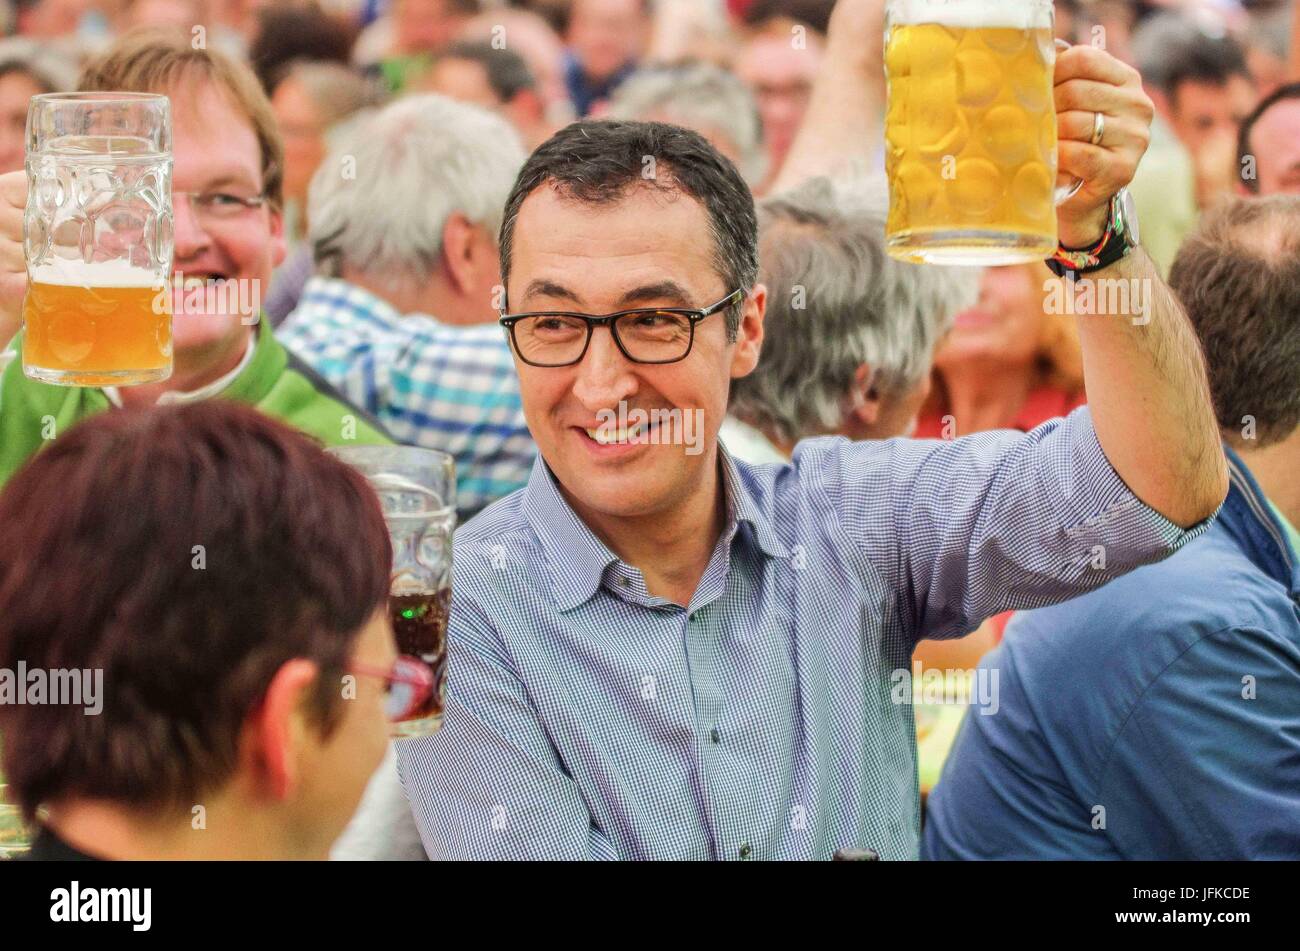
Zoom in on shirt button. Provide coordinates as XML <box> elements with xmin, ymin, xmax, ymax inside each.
<box><xmin>619</xmin><ymin>577</ymin><xmax>631</xmax><ymax>587</ymax></box>
<box><xmin>739</xmin><ymin>843</ymin><xmax>752</xmax><ymax>859</ymax></box>
<box><xmin>710</xmin><ymin>727</ymin><xmax>721</xmax><ymax>744</ymax></box>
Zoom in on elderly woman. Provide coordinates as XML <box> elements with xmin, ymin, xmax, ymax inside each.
<box><xmin>914</xmin><ymin>263</ymin><xmax>1086</xmax><ymax>439</ymax></box>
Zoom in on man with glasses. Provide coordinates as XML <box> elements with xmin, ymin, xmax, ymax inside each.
<box><xmin>399</xmin><ymin>57</ymin><xmax>1228</xmax><ymax>856</ymax></box>
<box><xmin>0</xmin><ymin>30</ymin><xmax>391</xmax><ymax>486</ymax></box>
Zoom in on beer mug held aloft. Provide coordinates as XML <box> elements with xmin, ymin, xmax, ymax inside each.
<box><xmin>22</xmin><ymin>93</ymin><xmax>174</xmax><ymax>386</ymax></box>
<box><xmin>884</xmin><ymin>0</ymin><xmax>1079</xmax><ymax>266</ymax></box>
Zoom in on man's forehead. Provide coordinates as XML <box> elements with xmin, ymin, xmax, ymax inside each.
<box><xmin>169</xmin><ymin>80</ymin><xmax>263</xmax><ymax>181</ymax></box>
<box><xmin>511</xmin><ymin>182</ymin><xmax>718</xmax><ymax>296</ymax></box>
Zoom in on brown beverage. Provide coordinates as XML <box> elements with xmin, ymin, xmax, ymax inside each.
<box><xmin>390</xmin><ymin>588</ymin><xmax>450</xmax><ymax>727</ymax></box>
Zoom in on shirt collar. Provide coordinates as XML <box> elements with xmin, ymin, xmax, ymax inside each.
<box><xmin>522</xmin><ymin>442</ymin><xmax>789</xmax><ymax>613</ymax></box>
<box><xmin>297</xmin><ymin>275</ymin><xmax>409</xmax><ymax>331</ymax></box>
<box><xmin>102</xmin><ymin>324</ymin><xmax>257</xmax><ymax>408</ymax></box>
<box><xmin>1221</xmin><ymin>445</ymin><xmax>1299</xmax><ymax>596</ymax></box>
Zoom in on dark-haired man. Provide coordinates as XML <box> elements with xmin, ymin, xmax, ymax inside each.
<box><xmin>0</xmin><ymin>400</ymin><xmax>399</xmax><ymax>860</ymax></box>
<box><xmin>924</xmin><ymin>196</ymin><xmax>1300</xmax><ymax>860</ymax></box>
<box><xmin>415</xmin><ymin>40</ymin><xmax>551</xmax><ymax>149</ymax></box>
<box><xmin>396</xmin><ymin>13</ymin><xmax>1227</xmax><ymax>855</ymax></box>
<box><xmin>1237</xmin><ymin>82</ymin><xmax>1300</xmax><ymax>197</ymax></box>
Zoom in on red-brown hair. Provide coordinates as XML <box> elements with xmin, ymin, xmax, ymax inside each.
<box><xmin>0</xmin><ymin>402</ymin><xmax>391</xmax><ymax>822</ymax></box>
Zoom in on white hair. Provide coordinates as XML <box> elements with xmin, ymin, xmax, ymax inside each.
<box><xmin>730</xmin><ymin>174</ymin><xmax>980</xmax><ymax>445</ymax></box>
<box><xmin>607</xmin><ymin>62</ymin><xmax>768</xmax><ymax>187</ymax></box>
<box><xmin>307</xmin><ymin>93</ymin><xmax>527</xmax><ymax>288</ymax></box>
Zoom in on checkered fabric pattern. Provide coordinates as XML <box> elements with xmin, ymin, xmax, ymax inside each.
<box><xmin>398</xmin><ymin>408</ymin><xmax>1208</xmax><ymax>860</ymax></box>
<box><xmin>277</xmin><ymin>277</ymin><xmax>535</xmax><ymax>516</ymax></box>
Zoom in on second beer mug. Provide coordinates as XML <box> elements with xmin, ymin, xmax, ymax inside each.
<box><xmin>23</xmin><ymin>92</ymin><xmax>174</xmax><ymax>386</ymax></box>
<box><xmin>884</xmin><ymin>0</ymin><xmax>1075</xmax><ymax>265</ymax></box>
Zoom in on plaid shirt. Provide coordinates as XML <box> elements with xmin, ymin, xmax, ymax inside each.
<box><xmin>398</xmin><ymin>408</ymin><xmax>1211</xmax><ymax>860</ymax></box>
<box><xmin>277</xmin><ymin>277</ymin><xmax>534</xmax><ymax>517</ymax></box>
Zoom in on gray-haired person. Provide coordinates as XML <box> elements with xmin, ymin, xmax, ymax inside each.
<box><xmin>607</xmin><ymin>61</ymin><xmax>768</xmax><ymax>189</ymax></box>
<box><xmin>276</xmin><ymin>93</ymin><xmax>536</xmax><ymax>518</ymax></box>
<box><xmin>722</xmin><ymin>175</ymin><xmax>977</xmax><ymax>464</ymax></box>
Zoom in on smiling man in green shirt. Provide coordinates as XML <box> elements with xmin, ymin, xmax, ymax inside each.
<box><xmin>0</xmin><ymin>32</ymin><xmax>390</xmax><ymax>487</ymax></box>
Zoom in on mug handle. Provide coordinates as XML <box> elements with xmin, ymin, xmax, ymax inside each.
<box><xmin>1054</xmin><ymin>39</ymin><xmax>1085</xmax><ymax>205</ymax></box>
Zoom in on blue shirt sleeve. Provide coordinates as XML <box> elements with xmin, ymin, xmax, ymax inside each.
<box><xmin>1097</xmin><ymin>624</ymin><xmax>1300</xmax><ymax>859</ymax></box>
<box><xmin>809</xmin><ymin>406</ymin><xmax>1209</xmax><ymax>642</ymax></box>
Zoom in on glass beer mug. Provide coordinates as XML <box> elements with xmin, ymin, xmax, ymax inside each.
<box><xmin>331</xmin><ymin>446</ymin><xmax>457</xmax><ymax>738</ymax></box>
<box><xmin>23</xmin><ymin>92</ymin><xmax>174</xmax><ymax>386</ymax></box>
<box><xmin>884</xmin><ymin>0</ymin><xmax>1078</xmax><ymax>265</ymax></box>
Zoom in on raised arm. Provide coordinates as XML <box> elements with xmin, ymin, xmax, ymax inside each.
<box><xmin>769</xmin><ymin>0</ymin><xmax>886</xmax><ymax>193</ymax></box>
<box><xmin>1052</xmin><ymin>46</ymin><xmax>1227</xmax><ymax>527</ymax></box>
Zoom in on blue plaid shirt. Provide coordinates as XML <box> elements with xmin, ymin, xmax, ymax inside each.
<box><xmin>277</xmin><ymin>277</ymin><xmax>534</xmax><ymax>516</ymax></box>
<box><xmin>398</xmin><ymin>408</ymin><xmax>1210</xmax><ymax>860</ymax></box>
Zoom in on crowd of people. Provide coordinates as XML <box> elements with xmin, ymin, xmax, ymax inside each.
<box><xmin>0</xmin><ymin>0</ymin><xmax>1296</xmax><ymax>861</ymax></box>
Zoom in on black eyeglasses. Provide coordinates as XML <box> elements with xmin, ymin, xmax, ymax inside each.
<box><xmin>499</xmin><ymin>289</ymin><xmax>744</xmax><ymax>367</ymax></box>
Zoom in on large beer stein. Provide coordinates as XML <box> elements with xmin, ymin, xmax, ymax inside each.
<box><xmin>885</xmin><ymin>0</ymin><xmax>1077</xmax><ymax>265</ymax></box>
<box><xmin>330</xmin><ymin>446</ymin><xmax>456</xmax><ymax>739</ymax></box>
<box><xmin>23</xmin><ymin>92</ymin><xmax>173</xmax><ymax>386</ymax></box>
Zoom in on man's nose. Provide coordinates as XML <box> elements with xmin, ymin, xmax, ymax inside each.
<box><xmin>571</xmin><ymin>326</ymin><xmax>638</xmax><ymax>411</ymax></box>
<box><xmin>171</xmin><ymin>193</ymin><xmax>212</xmax><ymax>260</ymax></box>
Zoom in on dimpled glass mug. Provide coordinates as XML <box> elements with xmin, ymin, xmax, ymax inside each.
<box><xmin>884</xmin><ymin>0</ymin><xmax>1080</xmax><ymax>265</ymax></box>
<box><xmin>23</xmin><ymin>92</ymin><xmax>174</xmax><ymax>386</ymax></box>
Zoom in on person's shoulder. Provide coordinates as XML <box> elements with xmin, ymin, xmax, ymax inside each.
<box><xmin>259</xmin><ymin>339</ymin><xmax>394</xmax><ymax>444</ymax></box>
<box><xmin>453</xmin><ymin>490</ymin><xmax>537</xmax><ymax>569</ymax></box>
<box><xmin>1006</xmin><ymin>522</ymin><xmax>1287</xmax><ymax>679</ymax></box>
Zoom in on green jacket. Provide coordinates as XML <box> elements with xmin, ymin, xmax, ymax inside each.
<box><xmin>0</xmin><ymin>320</ymin><xmax>392</xmax><ymax>486</ymax></box>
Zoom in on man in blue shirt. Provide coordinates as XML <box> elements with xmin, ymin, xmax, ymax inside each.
<box><xmin>923</xmin><ymin>195</ymin><xmax>1300</xmax><ymax>860</ymax></box>
<box><xmin>396</xmin><ymin>25</ymin><xmax>1228</xmax><ymax>858</ymax></box>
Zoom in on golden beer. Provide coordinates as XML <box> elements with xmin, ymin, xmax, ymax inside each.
<box><xmin>23</xmin><ymin>280</ymin><xmax>171</xmax><ymax>386</ymax></box>
<box><xmin>885</xmin><ymin>3</ymin><xmax>1061</xmax><ymax>265</ymax></box>
<box><xmin>23</xmin><ymin>93</ymin><xmax>173</xmax><ymax>386</ymax></box>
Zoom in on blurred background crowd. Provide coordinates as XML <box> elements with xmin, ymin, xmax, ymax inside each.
<box><xmin>0</xmin><ymin>0</ymin><xmax>1296</xmax><ymax>861</ymax></box>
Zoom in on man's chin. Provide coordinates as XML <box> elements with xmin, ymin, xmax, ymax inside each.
<box><xmin>170</xmin><ymin>311</ymin><xmax>251</xmax><ymax>355</ymax></box>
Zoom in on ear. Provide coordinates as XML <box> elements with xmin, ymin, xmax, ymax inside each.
<box><xmin>440</xmin><ymin>212</ymin><xmax>481</xmax><ymax>296</ymax></box>
<box><xmin>728</xmin><ymin>284</ymin><xmax>766</xmax><ymax>380</ymax></box>
<box><xmin>242</xmin><ymin>658</ymin><xmax>321</xmax><ymax>802</ymax></box>
<box><xmin>848</xmin><ymin>363</ymin><xmax>882</xmax><ymax>428</ymax></box>
<box><xmin>267</xmin><ymin>207</ymin><xmax>288</xmax><ymax>270</ymax></box>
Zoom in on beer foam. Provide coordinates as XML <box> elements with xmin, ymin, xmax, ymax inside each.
<box><xmin>889</xmin><ymin>0</ymin><xmax>1051</xmax><ymax>29</ymax></box>
<box><xmin>29</xmin><ymin>257</ymin><xmax>163</xmax><ymax>289</ymax></box>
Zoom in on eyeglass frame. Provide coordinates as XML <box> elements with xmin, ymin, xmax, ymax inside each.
<box><xmin>173</xmin><ymin>189</ymin><xmax>271</xmax><ymax>223</ymax></box>
<box><xmin>348</xmin><ymin>655</ymin><xmax>436</xmax><ymax>723</ymax></box>
<box><xmin>498</xmin><ymin>288</ymin><xmax>746</xmax><ymax>367</ymax></box>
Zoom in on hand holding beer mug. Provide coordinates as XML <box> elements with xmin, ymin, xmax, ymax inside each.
<box><xmin>23</xmin><ymin>93</ymin><xmax>173</xmax><ymax>386</ymax></box>
<box><xmin>885</xmin><ymin>0</ymin><xmax>1078</xmax><ymax>264</ymax></box>
<box><xmin>331</xmin><ymin>446</ymin><xmax>456</xmax><ymax>739</ymax></box>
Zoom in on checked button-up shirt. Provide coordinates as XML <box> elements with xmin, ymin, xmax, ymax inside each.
<box><xmin>277</xmin><ymin>277</ymin><xmax>535</xmax><ymax>517</ymax></box>
<box><xmin>398</xmin><ymin>407</ymin><xmax>1211</xmax><ymax>860</ymax></box>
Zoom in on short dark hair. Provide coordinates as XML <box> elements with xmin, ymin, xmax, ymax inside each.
<box><xmin>743</xmin><ymin>0</ymin><xmax>833</xmax><ymax>35</ymax></box>
<box><xmin>249</xmin><ymin>5</ymin><xmax>356</xmax><ymax>94</ymax></box>
<box><xmin>438</xmin><ymin>40</ymin><xmax>536</xmax><ymax>102</ymax></box>
<box><xmin>1237</xmin><ymin>82</ymin><xmax>1300</xmax><ymax>194</ymax></box>
<box><xmin>1164</xmin><ymin>33</ymin><xmax>1253</xmax><ymax>103</ymax></box>
<box><xmin>499</xmin><ymin>119</ymin><xmax>758</xmax><ymax>339</ymax></box>
<box><xmin>1168</xmin><ymin>196</ymin><xmax>1300</xmax><ymax>447</ymax></box>
<box><xmin>0</xmin><ymin>402</ymin><xmax>392</xmax><ymax>823</ymax></box>
<box><xmin>0</xmin><ymin>59</ymin><xmax>56</xmax><ymax>94</ymax></box>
